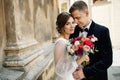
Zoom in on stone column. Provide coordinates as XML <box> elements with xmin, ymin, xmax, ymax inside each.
<box><xmin>51</xmin><ymin>0</ymin><xmax>59</xmax><ymax>42</ymax></box>
<box><xmin>3</xmin><ymin>0</ymin><xmax>38</xmax><ymax>70</ymax></box>
<box><xmin>0</xmin><ymin>0</ymin><xmax>5</xmax><ymax>69</ymax></box>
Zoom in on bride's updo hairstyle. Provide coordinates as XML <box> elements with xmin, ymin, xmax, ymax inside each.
<box><xmin>56</xmin><ymin>12</ymin><xmax>71</xmax><ymax>33</ymax></box>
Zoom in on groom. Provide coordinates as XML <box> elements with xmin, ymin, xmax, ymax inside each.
<box><xmin>69</xmin><ymin>1</ymin><xmax>113</xmax><ymax>80</ymax></box>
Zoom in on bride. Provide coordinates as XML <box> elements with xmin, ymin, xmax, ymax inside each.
<box><xmin>54</xmin><ymin>12</ymin><xmax>89</xmax><ymax>80</ymax></box>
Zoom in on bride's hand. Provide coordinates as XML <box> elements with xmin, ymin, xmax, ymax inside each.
<box><xmin>76</xmin><ymin>55</ymin><xmax>90</xmax><ymax>65</ymax></box>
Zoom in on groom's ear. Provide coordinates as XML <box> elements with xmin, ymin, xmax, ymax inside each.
<box><xmin>84</xmin><ymin>9</ymin><xmax>89</xmax><ymax>17</ymax></box>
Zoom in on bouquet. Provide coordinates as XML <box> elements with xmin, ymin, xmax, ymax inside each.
<box><xmin>67</xmin><ymin>34</ymin><xmax>98</xmax><ymax>66</ymax></box>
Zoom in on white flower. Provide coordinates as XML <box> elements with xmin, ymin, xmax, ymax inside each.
<box><xmin>83</xmin><ymin>45</ymin><xmax>90</xmax><ymax>52</ymax></box>
<box><xmin>94</xmin><ymin>37</ymin><xmax>98</xmax><ymax>41</ymax></box>
<box><xmin>91</xmin><ymin>35</ymin><xmax>98</xmax><ymax>42</ymax></box>
<box><xmin>70</xmin><ymin>49</ymin><xmax>75</xmax><ymax>54</ymax></box>
<box><xmin>67</xmin><ymin>45</ymin><xmax>75</xmax><ymax>55</ymax></box>
<box><xmin>74</xmin><ymin>41</ymin><xmax>79</xmax><ymax>46</ymax></box>
<box><xmin>91</xmin><ymin>38</ymin><xmax>96</xmax><ymax>42</ymax></box>
<box><xmin>67</xmin><ymin>45</ymin><xmax>71</xmax><ymax>52</ymax></box>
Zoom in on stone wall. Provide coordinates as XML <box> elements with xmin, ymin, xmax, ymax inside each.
<box><xmin>0</xmin><ymin>0</ymin><xmax>5</xmax><ymax>69</ymax></box>
<box><xmin>0</xmin><ymin>0</ymin><xmax>58</xmax><ymax>80</ymax></box>
<box><xmin>33</xmin><ymin>0</ymin><xmax>58</xmax><ymax>43</ymax></box>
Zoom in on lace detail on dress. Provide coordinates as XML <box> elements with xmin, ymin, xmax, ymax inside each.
<box><xmin>54</xmin><ymin>38</ymin><xmax>78</xmax><ymax>80</ymax></box>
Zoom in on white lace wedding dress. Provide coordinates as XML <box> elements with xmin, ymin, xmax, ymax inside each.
<box><xmin>54</xmin><ymin>38</ymin><xmax>78</xmax><ymax>80</ymax></box>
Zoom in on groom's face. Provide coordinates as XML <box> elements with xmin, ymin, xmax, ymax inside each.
<box><xmin>71</xmin><ymin>9</ymin><xmax>89</xmax><ymax>28</ymax></box>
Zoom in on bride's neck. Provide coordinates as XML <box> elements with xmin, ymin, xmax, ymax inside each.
<box><xmin>60</xmin><ymin>34</ymin><xmax>69</xmax><ymax>40</ymax></box>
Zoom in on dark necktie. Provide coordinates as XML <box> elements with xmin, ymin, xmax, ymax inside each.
<box><xmin>80</xmin><ymin>28</ymin><xmax>89</xmax><ymax>32</ymax></box>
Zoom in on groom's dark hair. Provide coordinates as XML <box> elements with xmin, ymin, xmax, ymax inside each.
<box><xmin>69</xmin><ymin>1</ymin><xmax>88</xmax><ymax>13</ymax></box>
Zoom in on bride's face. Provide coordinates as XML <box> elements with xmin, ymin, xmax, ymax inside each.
<box><xmin>63</xmin><ymin>17</ymin><xmax>76</xmax><ymax>35</ymax></box>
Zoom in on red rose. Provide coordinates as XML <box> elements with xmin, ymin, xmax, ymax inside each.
<box><xmin>85</xmin><ymin>40</ymin><xmax>93</xmax><ymax>47</ymax></box>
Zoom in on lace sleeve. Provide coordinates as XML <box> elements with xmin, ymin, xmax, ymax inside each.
<box><xmin>54</xmin><ymin>39</ymin><xmax>78</xmax><ymax>78</ymax></box>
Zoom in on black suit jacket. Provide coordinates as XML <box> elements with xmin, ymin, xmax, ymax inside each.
<box><xmin>70</xmin><ymin>21</ymin><xmax>113</xmax><ymax>80</ymax></box>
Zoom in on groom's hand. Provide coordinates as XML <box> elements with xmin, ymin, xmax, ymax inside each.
<box><xmin>73</xmin><ymin>67</ymin><xmax>85</xmax><ymax>80</ymax></box>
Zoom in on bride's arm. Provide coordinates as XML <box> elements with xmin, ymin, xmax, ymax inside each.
<box><xmin>54</xmin><ymin>40</ymin><xmax>78</xmax><ymax>78</ymax></box>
